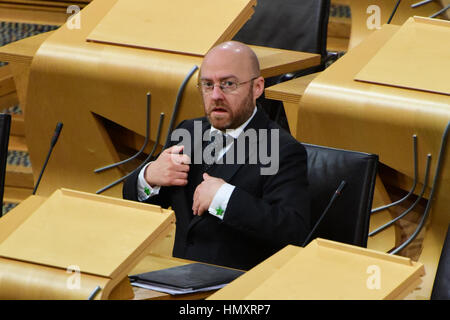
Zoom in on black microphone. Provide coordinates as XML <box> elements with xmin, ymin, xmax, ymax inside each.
<box><xmin>50</xmin><ymin>122</ymin><xmax>63</xmax><ymax>148</ymax></box>
<box><xmin>411</xmin><ymin>0</ymin><xmax>433</xmax><ymax>9</ymax></box>
<box><xmin>32</xmin><ymin>122</ymin><xmax>63</xmax><ymax>195</ymax></box>
<box><xmin>387</xmin><ymin>0</ymin><xmax>402</xmax><ymax>24</ymax></box>
<box><xmin>302</xmin><ymin>180</ymin><xmax>347</xmax><ymax>247</ymax></box>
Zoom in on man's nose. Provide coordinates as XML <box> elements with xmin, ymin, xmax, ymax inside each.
<box><xmin>211</xmin><ymin>84</ymin><xmax>225</xmax><ymax>100</ymax></box>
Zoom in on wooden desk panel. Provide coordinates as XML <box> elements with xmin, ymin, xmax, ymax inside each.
<box><xmin>298</xmin><ymin>24</ymin><xmax>450</xmax><ymax>299</ymax></box>
<box><xmin>86</xmin><ymin>0</ymin><xmax>257</xmax><ymax>57</ymax></box>
<box><xmin>348</xmin><ymin>0</ymin><xmax>446</xmax><ymax>50</ymax></box>
<box><xmin>264</xmin><ymin>73</ymin><xmax>320</xmax><ymax>135</ymax></box>
<box><xmin>2</xmin><ymin>0</ymin><xmax>318</xmax><ymax>198</ymax></box>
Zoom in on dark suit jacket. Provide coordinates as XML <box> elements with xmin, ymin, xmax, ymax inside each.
<box><xmin>123</xmin><ymin>108</ymin><xmax>310</xmax><ymax>270</ymax></box>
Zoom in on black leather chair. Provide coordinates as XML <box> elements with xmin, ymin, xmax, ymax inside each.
<box><xmin>303</xmin><ymin>143</ymin><xmax>378</xmax><ymax>247</ymax></box>
<box><xmin>431</xmin><ymin>225</ymin><xmax>450</xmax><ymax>300</ymax></box>
<box><xmin>234</xmin><ymin>0</ymin><xmax>330</xmax><ymax>69</ymax></box>
<box><xmin>0</xmin><ymin>113</ymin><xmax>11</xmax><ymax>216</ymax></box>
<box><xmin>233</xmin><ymin>0</ymin><xmax>331</xmax><ymax>131</ymax></box>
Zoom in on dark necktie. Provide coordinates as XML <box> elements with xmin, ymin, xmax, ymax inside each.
<box><xmin>202</xmin><ymin>131</ymin><xmax>227</xmax><ymax>173</ymax></box>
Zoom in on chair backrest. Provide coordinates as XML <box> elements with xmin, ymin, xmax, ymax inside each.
<box><xmin>431</xmin><ymin>224</ymin><xmax>450</xmax><ymax>300</ymax></box>
<box><xmin>233</xmin><ymin>0</ymin><xmax>331</xmax><ymax>60</ymax></box>
<box><xmin>0</xmin><ymin>113</ymin><xmax>11</xmax><ymax>213</ymax></box>
<box><xmin>233</xmin><ymin>0</ymin><xmax>331</xmax><ymax>132</ymax></box>
<box><xmin>303</xmin><ymin>143</ymin><xmax>378</xmax><ymax>247</ymax></box>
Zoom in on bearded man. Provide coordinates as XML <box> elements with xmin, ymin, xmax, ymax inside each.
<box><xmin>123</xmin><ymin>41</ymin><xmax>310</xmax><ymax>270</ymax></box>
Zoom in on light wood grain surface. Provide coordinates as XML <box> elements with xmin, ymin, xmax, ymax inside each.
<box><xmin>209</xmin><ymin>240</ymin><xmax>424</xmax><ymax>300</ymax></box>
<box><xmin>298</xmin><ymin>22</ymin><xmax>450</xmax><ymax>299</ymax></box>
<box><xmin>18</xmin><ymin>0</ymin><xmax>318</xmax><ymax>198</ymax></box>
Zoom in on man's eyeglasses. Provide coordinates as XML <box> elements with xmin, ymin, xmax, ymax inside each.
<box><xmin>197</xmin><ymin>77</ymin><xmax>259</xmax><ymax>94</ymax></box>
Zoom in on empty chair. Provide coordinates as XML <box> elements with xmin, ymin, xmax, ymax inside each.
<box><xmin>303</xmin><ymin>143</ymin><xmax>378</xmax><ymax>247</ymax></box>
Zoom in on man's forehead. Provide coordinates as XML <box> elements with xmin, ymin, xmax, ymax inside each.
<box><xmin>200</xmin><ymin>74</ymin><xmax>237</xmax><ymax>81</ymax></box>
<box><xmin>201</xmin><ymin>52</ymin><xmax>251</xmax><ymax>78</ymax></box>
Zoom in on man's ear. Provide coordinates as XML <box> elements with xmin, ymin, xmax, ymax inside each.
<box><xmin>253</xmin><ymin>76</ymin><xmax>265</xmax><ymax>100</ymax></box>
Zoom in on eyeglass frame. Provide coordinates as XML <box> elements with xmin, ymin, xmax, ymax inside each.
<box><xmin>197</xmin><ymin>76</ymin><xmax>260</xmax><ymax>94</ymax></box>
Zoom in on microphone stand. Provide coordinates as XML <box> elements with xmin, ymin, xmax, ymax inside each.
<box><xmin>32</xmin><ymin>122</ymin><xmax>63</xmax><ymax>195</ymax></box>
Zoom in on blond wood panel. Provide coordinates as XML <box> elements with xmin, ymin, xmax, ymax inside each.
<box><xmin>299</xmin><ymin>25</ymin><xmax>450</xmax><ymax>190</ymax></box>
<box><xmin>25</xmin><ymin>3</ymin><xmax>203</xmax><ymax>197</ymax></box>
<box><xmin>21</xmin><ymin>0</ymin><xmax>319</xmax><ymax>198</ymax></box>
<box><xmin>5</xmin><ymin>164</ymin><xmax>34</xmax><ymax>189</ymax></box>
<box><xmin>328</xmin><ymin>16</ymin><xmax>351</xmax><ymax>39</ymax></box>
<box><xmin>209</xmin><ymin>239</ymin><xmax>424</xmax><ymax>300</ymax></box>
<box><xmin>332</xmin><ymin>0</ymin><xmax>350</xmax><ymax>5</ymax></box>
<box><xmin>250</xmin><ymin>46</ymin><xmax>320</xmax><ymax>79</ymax></box>
<box><xmin>327</xmin><ymin>36</ymin><xmax>350</xmax><ymax>52</ymax></box>
<box><xmin>0</xmin><ymin>189</ymin><xmax>174</xmax><ymax>278</ymax></box>
<box><xmin>7</xmin><ymin>134</ymin><xmax>27</xmax><ymax>151</ymax></box>
<box><xmin>368</xmin><ymin>175</ymin><xmax>398</xmax><ymax>253</ymax></box>
<box><xmin>8</xmin><ymin>63</ymin><xmax>31</xmax><ymax>113</ymax></box>
<box><xmin>264</xmin><ymin>73</ymin><xmax>320</xmax><ymax>135</ymax></box>
<box><xmin>3</xmin><ymin>186</ymin><xmax>33</xmax><ymax>203</ymax></box>
<box><xmin>0</xmin><ymin>6</ymin><xmax>66</xmax><ymax>26</ymax></box>
<box><xmin>0</xmin><ymin>256</ymin><xmax>111</xmax><ymax>300</ymax></box>
<box><xmin>0</xmin><ymin>31</ymin><xmax>53</xmax><ymax>65</ymax></box>
<box><xmin>208</xmin><ymin>245</ymin><xmax>299</xmax><ymax>300</ymax></box>
<box><xmin>0</xmin><ymin>91</ymin><xmax>18</xmax><ymax>109</ymax></box>
<box><xmin>87</xmin><ymin>0</ymin><xmax>256</xmax><ymax>57</ymax></box>
<box><xmin>355</xmin><ymin>17</ymin><xmax>450</xmax><ymax>96</ymax></box>
<box><xmin>348</xmin><ymin>0</ymin><xmax>445</xmax><ymax>50</ymax></box>
<box><xmin>265</xmin><ymin>73</ymin><xmax>320</xmax><ymax>105</ymax></box>
<box><xmin>0</xmin><ymin>195</ymin><xmax>47</xmax><ymax>242</ymax></box>
<box><xmin>10</xmin><ymin>114</ymin><xmax>25</xmax><ymax>136</ymax></box>
<box><xmin>298</xmin><ymin>24</ymin><xmax>450</xmax><ymax>299</ymax></box>
<box><xmin>0</xmin><ymin>65</ymin><xmax>15</xmax><ymax>97</ymax></box>
<box><xmin>0</xmin><ymin>0</ymin><xmax>89</xmax><ymax>7</ymax></box>
<box><xmin>0</xmin><ymin>191</ymin><xmax>175</xmax><ymax>299</ymax></box>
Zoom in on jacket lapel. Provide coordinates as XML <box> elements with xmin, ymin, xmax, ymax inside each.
<box><xmin>186</xmin><ymin>108</ymin><xmax>270</xmax><ymax>231</ymax></box>
<box><xmin>207</xmin><ymin>107</ymin><xmax>269</xmax><ymax>182</ymax></box>
<box><xmin>185</xmin><ymin>119</ymin><xmax>211</xmax><ymax>229</ymax></box>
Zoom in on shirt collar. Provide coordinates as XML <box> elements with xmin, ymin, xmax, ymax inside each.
<box><xmin>210</xmin><ymin>106</ymin><xmax>257</xmax><ymax>139</ymax></box>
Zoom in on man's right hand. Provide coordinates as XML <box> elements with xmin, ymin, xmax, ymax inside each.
<box><xmin>144</xmin><ymin>145</ymin><xmax>190</xmax><ymax>187</ymax></box>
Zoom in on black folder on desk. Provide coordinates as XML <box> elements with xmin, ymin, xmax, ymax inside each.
<box><xmin>129</xmin><ymin>263</ymin><xmax>244</xmax><ymax>295</ymax></box>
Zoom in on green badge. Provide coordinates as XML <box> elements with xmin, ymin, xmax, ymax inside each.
<box><xmin>215</xmin><ymin>206</ymin><xmax>224</xmax><ymax>216</ymax></box>
<box><xmin>144</xmin><ymin>187</ymin><xmax>150</xmax><ymax>196</ymax></box>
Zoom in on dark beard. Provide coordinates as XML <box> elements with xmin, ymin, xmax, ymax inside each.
<box><xmin>205</xmin><ymin>83</ymin><xmax>255</xmax><ymax>130</ymax></box>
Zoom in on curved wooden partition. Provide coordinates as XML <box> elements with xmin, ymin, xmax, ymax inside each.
<box><xmin>24</xmin><ymin>0</ymin><xmax>204</xmax><ymax>198</ymax></box>
<box><xmin>348</xmin><ymin>0</ymin><xmax>446</xmax><ymax>50</ymax></box>
<box><xmin>24</xmin><ymin>0</ymin><xmax>319</xmax><ymax>199</ymax></box>
<box><xmin>298</xmin><ymin>21</ymin><xmax>450</xmax><ymax>299</ymax></box>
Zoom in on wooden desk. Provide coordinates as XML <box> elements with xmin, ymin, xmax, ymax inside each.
<box><xmin>295</xmin><ymin>22</ymin><xmax>450</xmax><ymax>300</ymax></box>
<box><xmin>0</xmin><ymin>32</ymin><xmax>54</xmax><ymax>109</ymax></box>
<box><xmin>209</xmin><ymin>240</ymin><xmax>425</xmax><ymax>300</ymax></box>
<box><xmin>348</xmin><ymin>0</ymin><xmax>446</xmax><ymax>50</ymax></box>
<box><xmin>0</xmin><ymin>31</ymin><xmax>319</xmax><ymax>114</ymax></box>
<box><xmin>0</xmin><ymin>0</ymin><xmax>319</xmax><ymax>199</ymax></box>
<box><xmin>265</xmin><ymin>73</ymin><xmax>320</xmax><ymax>136</ymax></box>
